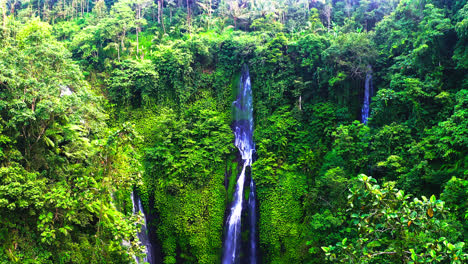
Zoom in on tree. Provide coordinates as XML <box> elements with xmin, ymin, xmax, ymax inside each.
<box><xmin>327</xmin><ymin>121</ymin><xmax>370</xmax><ymax>175</ymax></box>
<box><xmin>110</xmin><ymin>0</ymin><xmax>136</xmax><ymax>60</ymax></box>
<box><xmin>453</xmin><ymin>3</ymin><xmax>468</xmax><ymax>69</ymax></box>
<box><xmin>197</xmin><ymin>0</ymin><xmax>214</xmax><ymax>29</ymax></box>
<box><xmin>0</xmin><ymin>19</ymin><xmax>142</xmax><ymax>263</ymax></box>
<box><xmin>323</xmin><ymin>175</ymin><xmax>467</xmax><ymax>263</ymax></box>
<box><xmin>227</xmin><ymin>0</ymin><xmax>249</xmax><ymax>29</ymax></box>
<box><xmin>323</xmin><ymin>32</ymin><xmax>377</xmax><ymax>79</ymax></box>
<box><xmin>322</xmin><ymin>2</ymin><xmax>331</xmax><ymax>32</ymax></box>
<box><xmin>0</xmin><ymin>0</ymin><xmax>6</xmax><ymax>33</ymax></box>
<box><xmin>308</xmin><ymin>8</ymin><xmax>324</xmax><ymax>33</ymax></box>
<box><xmin>134</xmin><ymin>0</ymin><xmax>151</xmax><ymax>55</ymax></box>
<box><xmin>93</xmin><ymin>0</ymin><xmax>106</xmax><ymax>18</ymax></box>
<box><xmin>108</xmin><ymin>59</ymin><xmax>159</xmax><ymax>108</ymax></box>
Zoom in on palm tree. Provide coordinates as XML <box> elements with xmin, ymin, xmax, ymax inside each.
<box><xmin>197</xmin><ymin>0</ymin><xmax>214</xmax><ymax>29</ymax></box>
<box><xmin>251</xmin><ymin>0</ymin><xmax>277</xmax><ymax>19</ymax></box>
<box><xmin>227</xmin><ymin>0</ymin><xmax>249</xmax><ymax>29</ymax></box>
<box><xmin>167</xmin><ymin>0</ymin><xmax>176</xmax><ymax>22</ymax></box>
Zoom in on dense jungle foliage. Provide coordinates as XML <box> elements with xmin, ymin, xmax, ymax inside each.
<box><xmin>0</xmin><ymin>0</ymin><xmax>467</xmax><ymax>263</ymax></box>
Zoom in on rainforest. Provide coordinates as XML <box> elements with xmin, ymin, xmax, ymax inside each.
<box><xmin>0</xmin><ymin>0</ymin><xmax>467</xmax><ymax>263</ymax></box>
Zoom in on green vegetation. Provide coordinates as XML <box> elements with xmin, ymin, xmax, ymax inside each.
<box><xmin>0</xmin><ymin>0</ymin><xmax>466</xmax><ymax>263</ymax></box>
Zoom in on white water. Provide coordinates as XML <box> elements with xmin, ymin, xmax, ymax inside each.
<box><xmin>223</xmin><ymin>160</ymin><xmax>250</xmax><ymax>263</ymax></box>
<box><xmin>60</xmin><ymin>85</ymin><xmax>73</xmax><ymax>97</ymax></box>
<box><xmin>361</xmin><ymin>67</ymin><xmax>373</xmax><ymax>124</ymax></box>
<box><xmin>131</xmin><ymin>191</ymin><xmax>152</xmax><ymax>264</ymax></box>
<box><xmin>248</xmin><ymin>177</ymin><xmax>257</xmax><ymax>264</ymax></box>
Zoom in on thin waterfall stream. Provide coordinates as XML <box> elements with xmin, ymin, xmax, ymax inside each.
<box><xmin>361</xmin><ymin>66</ymin><xmax>373</xmax><ymax>124</ymax></box>
<box><xmin>248</xmin><ymin>176</ymin><xmax>257</xmax><ymax>264</ymax></box>
<box><xmin>222</xmin><ymin>65</ymin><xmax>257</xmax><ymax>264</ymax></box>
<box><xmin>131</xmin><ymin>191</ymin><xmax>153</xmax><ymax>264</ymax></box>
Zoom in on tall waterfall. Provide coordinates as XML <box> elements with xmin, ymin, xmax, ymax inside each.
<box><xmin>361</xmin><ymin>66</ymin><xmax>373</xmax><ymax>124</ymax></box>
<box><xmin>131</xmin><ymin>191</ymin><xmax>153</xmax><ymax>264</ymax></box>
<box><xmin>222</xmin><ymin>65</ymin><xmax>257</xmax><ymax>264</ymax></box>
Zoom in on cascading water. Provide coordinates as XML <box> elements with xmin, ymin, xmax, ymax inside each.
<box><xmin>361</xmin><ymin>66</ymin><xmax>373</xmax><ymax>124</ymax></box>
<box><xmin>222</xmin><ymin>65</ymin><xmax>257</xmax><ymax>264</ymax></box>
<box><xmin>131</xmin><ymin>191</ymin><xmax>153</xmax><ymax>264</ymax></box>
<box><xmin>248</xmin><ymin>178</ymin><xmax>257</xmax><ymax>264</ymax></box>
<box><xmin>59</xmin><ymin>85</ymin><xmax>73</xmax><ymax>97</ymax></box>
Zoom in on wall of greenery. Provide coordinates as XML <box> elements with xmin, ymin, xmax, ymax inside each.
<box><xmin>0</xmin><ymin>0</ymin><xmax>466</xmax><ymax>263</ymax></box>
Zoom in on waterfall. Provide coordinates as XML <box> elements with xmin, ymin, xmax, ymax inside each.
<box><xmin>59</xmin><ymin>85</ymin><xmax>73</xmax><ymax>97</ymax></box>
<box><xmin>361</xmin><ymin>66</ymin><xmax>373</xmax><ymax>124</ymax></box>
<box><xmin>248</xmin><ymin>178</ymin><xmax>257</xmax><ymax>264</ymax></box>
<box><xmin>222</xmin><ymin>65</ymin><xmax>257</xmax><ymax>264</ymax></box>
<box><xmin>131</xmin><ymin>191</ymin><xmax>153</xmax><ymax>264</ymax></box>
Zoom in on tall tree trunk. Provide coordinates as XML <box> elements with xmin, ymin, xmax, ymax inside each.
<box><xmin>160</xmin><ymin>0</ymin><xmax>165</xmax><ymax>33</ymax></box>
<box><xmin>136</xmin><ymin>6</ymin><xmax>140</xmax><ymax>56</ymax></box>
<box><xmin>186</xmin><ymin>0</ymin><xmax>190</xmax><ymax>34</ymax></box>
<box><xmin>298</xmin><ymin>95</ymin><xmax>302</xmax><ymax>111</ymax></box>
<box><xmin>2</xmin><ymin>0</ymin><xmax>6</xmax><ymax>33</ymax></box>
<box><xmin>157</xmin><ymin>0</ymin><xmax>161</xmax><ymax>23</ymax></box>
<box><xmin>207</xmin><ymin>0</ymin><xmax>212</xmax><ymax>29</ymax></box>
<box><xmin>324</xmin><ymin>5</ymin><xmax>331</xmax><ymax>32</ymax></box>
<box><xmin>121</xmin><ymin>28</ymin><xmax>126</xmax><ymax>58</ymax></box>
<box><xmin>11</xmin><ymin>0</ymin><xmax>17</xmax><ymax>15</ymax></box>
<box><xmin>71</xmin><ymin>0</ymin><xmax>75</xmax><ymax>20</ymax></box>
<box><xmin>43</xmin><ymin>0</ymin><xmax>47</xmax><ymax>22</ymax></box>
